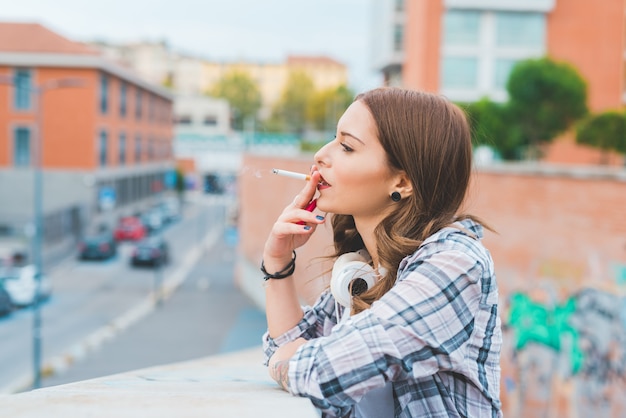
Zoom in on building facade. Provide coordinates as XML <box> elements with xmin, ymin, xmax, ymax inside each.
<box><xmin>0</xmin><ymin>23</ymin><xmax>174</xmax><ymax>259</ymax></box>
<box><xmin>92</xmin><ymin>41</ymin><xmax>349</xmax><ymax>122</ymax></box>
<box><xmin>372</xmin><ymin>0</ymin><xmax>626</xmax><ymax>164</ymax></box>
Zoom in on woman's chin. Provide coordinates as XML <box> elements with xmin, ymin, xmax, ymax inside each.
<box><xmin>315</xmin><ymin>198</ymin><xmax>330</xmax><ymax>213</ymax></box>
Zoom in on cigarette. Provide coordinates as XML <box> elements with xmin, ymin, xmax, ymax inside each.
<box><xmin>272</xmin><ymin>168</ymin><xmax>311</xmax><ymax>181</ymax></box>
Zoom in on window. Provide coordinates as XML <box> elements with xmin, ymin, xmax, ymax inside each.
<box><xmin>135</xmin><ymin>89</ymin><xmax>142</xmax><ymax>119</ymax></box>
<box><xmin>495</xmin><ymin>59</ymin><xmax>519</xmax><ymax>89</ymax></box>
<box><xmin>176</xmin><ymin>115</ymin><xmax>192</xmax><ymax>125</ymax></box>
<box><xmin>393</xmin><ymin>24</ymin><xmax>404</xmax><ymax>53</ymax></box>
<box><xmin>441</xmin><ymin>57</ymin><xmax>478</xmax><ymax>89</ymax></box>
<box><xmin>149</xmin><ymin>95</ymin><xmax>155</xmax><ymax>121</ymax></box>
<box><xmin>13</xmin><ymin>127</ymin><xmax>31</xmax><ymax>166</ymax></box>
<box><xmin>203</xmin><ymin>116</ymin><xmax>217</xmax><ymax>126</ymax></box>
<box><xmin>14</xmin><ymin>69</ymin><xmax>32</xmax><ymax>110</ymax></box>
<box><xmin>148</xmin><ymin>137</ymin><xmax>154</xmax><ymax>160</ymax></box>
<box><xmin>135</xmin><ymin>134</ymin><xmax>142</xmax><ymax>163</ymax></box>
<box><xmin>99</xmin><ymin>74</ymin><xmax>109</xmax><ymax>114</ymax></box>
<box><xmin>119</xmin><ymin>133</ymin><xmax>126</xmax><ymax>165</ymax></box>
<box><xmin>99</xmin><ymin>130</ymin><xmax>108</xmax><ymax>166</ymax></box>
<box><xmin>443</xmin><ymin>10</ymin><xmax>481</xmax><ymax>46</ymax></box>
<box><xmin>496</xmin><ymin>12</ymin><xmax>545</xmax><ymax>48</ymax></box>
<box><xmin>120</xmin><ymin>82</ymin><xmax>127</xmax><ymax>117</ymax></box>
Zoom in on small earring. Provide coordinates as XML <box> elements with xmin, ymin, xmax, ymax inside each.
<box><xmin>390</xmin><ymin>191</ymin><xmax>401</xmax><ymax>202</ymax></box>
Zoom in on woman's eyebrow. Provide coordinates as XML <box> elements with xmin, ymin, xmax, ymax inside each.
<box><xmin>340</xmin><ymin>131</ymin><xmax>365</xmax><ymax>145</ymax></box>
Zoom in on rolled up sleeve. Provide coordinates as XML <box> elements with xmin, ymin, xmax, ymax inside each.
<box><xmin>263</xmin><ymin>290</ymin><xmax>341</xmax><ymax>365</ymax></box>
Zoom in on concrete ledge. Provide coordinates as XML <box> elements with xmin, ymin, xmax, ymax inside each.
<box><xmin>476</xmin><ymin>161</ymin><xmax>626</xmax><ymax>181</ymax></box>
<box><xmin>0</xmin><ymin>347</ymin><xmax>318</xmax><ymax>418</ymax></box>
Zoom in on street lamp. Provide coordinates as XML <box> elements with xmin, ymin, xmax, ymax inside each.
<box><xmin>0</xmin><ymin>74</ymin><xmax>85</xmax><ymax>389</ymax></box>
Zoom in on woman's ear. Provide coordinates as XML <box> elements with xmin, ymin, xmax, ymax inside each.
<box><xmin>393</xmin><ymin>171</ymin><xmax>413</xmax><ymax>197</ymax></box>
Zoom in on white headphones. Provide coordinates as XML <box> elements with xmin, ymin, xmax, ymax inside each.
<box><xmin>330</xmin><ymin>249</ymin><xmax>381</xmax><ymax>310</ymax></box>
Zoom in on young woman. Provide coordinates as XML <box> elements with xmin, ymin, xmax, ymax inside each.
<box><xmin>261</xmin><ymin>87</ymin><xmax>502</xmax><ymax>417</ymax></box>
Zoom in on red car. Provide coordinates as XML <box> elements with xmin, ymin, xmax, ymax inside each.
<box><xmin>113</xmin><ymin>217</ymin><xmax>146</xmax><ymax>241</ymax></box>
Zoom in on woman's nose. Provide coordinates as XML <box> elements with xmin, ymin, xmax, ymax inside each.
<box><xmin>314</xmin><ymin>142</ymin><xmax>330</xmax><ymax>167</ymax></box>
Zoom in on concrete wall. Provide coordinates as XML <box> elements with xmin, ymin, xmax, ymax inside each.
<box><xmin>0</xmin><ymin>169</ymin><xmax>91</xmax><ymax>223</ymax></box>
<box><xmin>237</xmin><ymin>153</ymin><xmax>626</xmax><ymax>417</ymax></box>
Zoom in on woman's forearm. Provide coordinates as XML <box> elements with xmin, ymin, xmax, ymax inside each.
<box><xmin>264</xmin><ymin>266</ymin><xmax>304</xmax><ymax>337</ymax></box>
<box><xmin>268</xmin><ymin>338</ymin><xmax>307</xmax><ymax>391</ymax></box>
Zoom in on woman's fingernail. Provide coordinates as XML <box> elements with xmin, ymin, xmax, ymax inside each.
<box><xmin>315</xmin><ymin>215</ymin><xmax>324</xmax><ymax>221</ymax></box>
<box><xmin>303</xmin><ymin>225</ymin><xmax>311</xmax><ymax>230</ymax></box>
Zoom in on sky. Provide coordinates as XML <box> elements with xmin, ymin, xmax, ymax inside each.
<box><xmin>1</xmin><ymin>0</ymin><xmax>383</xmax><ymax>92</ymax></box>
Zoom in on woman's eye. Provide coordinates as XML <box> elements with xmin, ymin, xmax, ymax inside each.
<box><xmin>340</xmin><ymin>142</ymin><xmax>354</xmax><ymax>152</ymax></box>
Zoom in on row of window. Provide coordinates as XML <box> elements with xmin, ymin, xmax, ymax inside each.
<box><xmin>10</xmin><ymin>126</ymin><xmax>171</xmax><ymax>167</ymax></box>
<box><xmin>99</xmin><ymin>74</ymin><xmax>171</xmax><ymax>124</ymax></box>
<box><xmin>96</xmin><ymin>172</ymin><xmax>166</xmax><ymax>212</ymax></box>
<box><xmin>9</xmin><ymin>68</ymin><xmax>171</xmax><ymax>126</ymax></box>
<box><xmin>97</xmin><ymin>130</ymin><xmax>172</xmax><ymax>166</ymax></box>
<box><xmin>444</xmin><ymin>10</ymin><xmax>544</xmax><ymax>48</ymax></box>
<box><xmin>440</xmin><ymin>10</ymin><xmax>546</xmax><ymax>92</ymax></box>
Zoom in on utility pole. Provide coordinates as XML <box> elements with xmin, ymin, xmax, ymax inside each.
<box><xmin>21</xmin><ymin>77</ymin><xmax>84</xmax><ymax>389</ymax></box>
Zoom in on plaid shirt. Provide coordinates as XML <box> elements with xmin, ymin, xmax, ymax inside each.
<box><xmin>263</xmin><ymin>219</ymin><xmax>503</xmax><ymax>418</ymax></box>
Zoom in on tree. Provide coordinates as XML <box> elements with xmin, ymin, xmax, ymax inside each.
<box><xmin>209</xmin><ymin>70</ymin><xmax>262</xmax><ymax>131</ymax></box>
<box><xmin>307</xmin><ymin>85</ymin><xmax>355</xmax><ymax>131</ymax></box>
<box><xmin>576</xmin><ymin>110</ymin><xmax>626</xmax><ymax>164</ymax></box>
<box><xmin>507</xmin><ymin>57</ymin><xmax>588</xmax><ymax>158</ymax></box>
<box><xmin>461</xmin><ymin>98</ymin><xmax>524</xmax><ymax>160</ymax></box>
<box><xmin>174</xmin><ymin>167</ymin><xmax>186</xmax><ymax>203</ymax></box>
<box><xmin>271</xmin><ymin>71</ymin><xmax>315</xmax><ymax>134</ymax></box>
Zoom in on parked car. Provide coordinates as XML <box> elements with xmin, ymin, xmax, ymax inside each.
<box><xmin>140</xmin><ymin>209</ymin><xmax>164</xmax><ymax>234</ymax></box>
<box><xmin>130</xmin><ymin>236</ymin><xmax>169</xmax><ymax>267</ymax></box>
<box><xmin>78</xmin><ymin>231</ymin><xmax>117</xmax><ymax>260</ymax></box>
<box><xmin>0</xmin><ymin>281</ymin><xmax>13</xmax><ymax>317</ymax></box>
<box><xmin>0</xmin><ymin>264</ymin><xmax>52</xmax><ymax>308</ymax></box>
<box><xmin>158</xmin><ymin>198</ymin><xmax>181</xmax><ymax>223</ymax></box>
<box><xmin>113</xmin><ymin>216</ymin><xmax>146</xmax><ymax>241</ymax></box>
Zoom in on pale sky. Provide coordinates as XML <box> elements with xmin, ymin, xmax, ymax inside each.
<box><xmin>0</xmin><ymin>0</ymin><xmax>383</xmax><ymax>92</ymax></box>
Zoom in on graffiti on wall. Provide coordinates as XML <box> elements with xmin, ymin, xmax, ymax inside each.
<box><xmin>502</xmin><ymin>261</ymin><xmax>626</xmax><ymax>417</ymax></box>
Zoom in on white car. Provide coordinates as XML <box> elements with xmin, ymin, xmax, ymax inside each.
<box><xmin>0</xmin><ymin>264</ymin><xmax>52</xmax><ymax>307</ymax></box>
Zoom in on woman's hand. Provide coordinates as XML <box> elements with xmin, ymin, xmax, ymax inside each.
<box><xmin>268</xmin><ymin>338</ymin><xmax>307</xmax><ymax>391</ymax></box>
<box><xmin>263</xmin><ymin>168</ymin><xmax>325</xmax><ymax>266</ymax></box>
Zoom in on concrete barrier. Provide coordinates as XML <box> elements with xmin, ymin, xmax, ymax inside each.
<box><xmin>0</xmin><ymin>347</ymin><xmax>318</xmax><ymax>417</ymax></box>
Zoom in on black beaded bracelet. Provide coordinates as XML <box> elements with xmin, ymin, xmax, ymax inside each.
<box><xmin>261</xmin><ymin>251</ymin><xmax>296</xmax><ymax>281</ymax></box>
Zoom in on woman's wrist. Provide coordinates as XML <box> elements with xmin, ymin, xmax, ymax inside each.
<box><xmin>261</xmin><ymin>251</ymin><xmax>296</xmax><ymax>281</ymax></box>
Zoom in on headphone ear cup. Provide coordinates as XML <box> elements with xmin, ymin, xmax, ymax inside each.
<box><xmin>331</xmin><ymin>252</ymin><xmax>377</xmax><ymax>308</ymax></box>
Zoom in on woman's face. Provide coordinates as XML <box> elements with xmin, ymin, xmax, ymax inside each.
<box><xmin>314</xmin><ymin>100</ymin><xmax>400</xmax><ymax>222</ymax></box>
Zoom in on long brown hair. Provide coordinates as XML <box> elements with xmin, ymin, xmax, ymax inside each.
<box><xmin>331</xmin><ymin>87</ymin><xmax>479</xmax><ymax>314</ymax></box>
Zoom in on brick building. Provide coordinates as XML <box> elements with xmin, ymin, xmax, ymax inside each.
<box><xmin>0</xmin><ymin>22</ymin><xmax>174</xmax><ymax>259</ymax></box>
<box><xmin>372</xmin><ymin>0</ymin><xmax>626</xmax><ymax>165</ymax></box>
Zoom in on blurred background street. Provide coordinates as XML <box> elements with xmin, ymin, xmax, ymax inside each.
<box><xmin>0</xmin><ymin>193</ymin><xmax>268</xmax><ymax>392</ymax></box>
<box><xmin>40</xmin><ymin>195</ymin><xmax>267</xmax><ymax>389</ymax></box>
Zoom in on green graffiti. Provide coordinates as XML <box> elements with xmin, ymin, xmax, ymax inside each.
<box><xmin>508</xmin><ymin>293</ymin><xmax>583</xmax><ymax>374</ymax></box>
<box><xmin>613</xmin><ymin>264</ymin><xmax>626</xmax><ymax>286</ymax></box>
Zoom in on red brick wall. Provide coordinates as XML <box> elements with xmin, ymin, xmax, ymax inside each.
<box><xmin>239</xmin><ymin>154</ymin><xmax>626</xmax><ymax>299</ymax></box>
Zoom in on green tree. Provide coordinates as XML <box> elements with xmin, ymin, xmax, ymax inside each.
<box><xmin>209</xmin><ymin>70</ymin><xmax>262</xmax><ymax>131</ymax></box>
<box><xmin>174</xmin><ymin>167</ymin><xmax>186</xmax><ymax>203</ymax></box>
<box><xmin>576</xmin><ymin>110</ymin><xmax>626</xmax><ymax>164</ymax></box>
<box><xmin>507</xmin><ymin>57</ymin><xmax>588</xmax><ymax>158</ymax></box>
<box><xmin>461</xmin><ymin>98</ymin><xmax>524</xmax><ymax>160</ymax></box>
<box><xmin>307</xmin><ymin>85</ymin><xmax>355</xmax><ymax>131</ymax></box>
<box><xmin>271</xmin><ymin>71</ymin><xmax>315</xmax><ymax>134</ymax></box>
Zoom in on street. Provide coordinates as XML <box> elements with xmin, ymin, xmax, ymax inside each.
<box><xmin>0</xmin><ymin>194</ymin><xmax>266</xmax><ymax>393</ymax></box>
